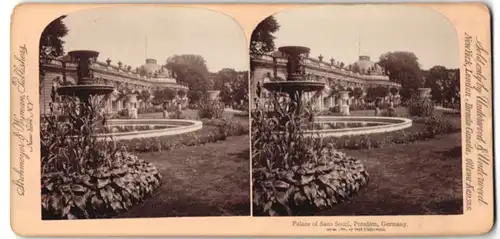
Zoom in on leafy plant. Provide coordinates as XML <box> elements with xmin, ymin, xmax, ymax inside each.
<box><xmin>197</xmin><ymin>97</ymin><xmax>225</xmax><ymax>119</ymax></box>
<box><xmin>251</xmin><ymin>92</ymin><xmax>369</xmax><ymax>216</ymax></box>
<box><xmin>41</xmin><ymin>152</ymin><xmax>162</xmax><ymax>219</ymax></box>
<box><xmin>408</xmin><ymin>96</ymin><xmax>434</xmax><ymax>117</ymax></box>
<box><xmin>41</xmin><ymin>96</ymin><xmax>118</xmax><ymax>174</ymax></box>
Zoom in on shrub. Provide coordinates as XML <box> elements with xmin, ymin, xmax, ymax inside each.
<box><xmin>408</xmin><ymin>97</ymin><xmax>434</xmax><ymax>117</ymax></box>
<box><xmin>251</xmin><ymin>94</ymin><xmax>368</xmax><ymax>216</ymax></box>
<box><xmin>198</xmin><ymin>99</ymin><xmax>225</xmax><ymax>119</ymax></box>
<box><xmin>381</xmin><ymin>107</ymin><xmax>398</xmax><ymax>117</ymax></box>
<box><xmin>137</xmin><ymin>107</ymin><xmax>163</xmax><ymax>114</ymax></box>
<box><xmin>169</xmin><ymin>111</ymin><xmax>186</xmax><ymax>119</ymax></box>
<box><xmin>118</xmin><ymin>109</ymin><xmax>129</xmax><ymax>117</ymax></box>
<box><xmin>424</xmin><ymin>115</ymin><xmax>458</xmax><ymax>136</ymax></box>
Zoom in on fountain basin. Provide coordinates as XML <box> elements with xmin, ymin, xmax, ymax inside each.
<box><xmin>57</xmin><ymin>85</ymin><xmax>114</xmax><ymax>97</ymax></box>
<box><xmin>278</xmin><ymin>46</ymin><xmax>311</xmax><ymax>55</ymax></box>
<box><xmin>95</xmin><ymin>119</ymin><xmax>203</xmax><ymax>140</ymax></box>
<box><xmin>304</xmin><ymin>116</ymin><xmax>412</xmax><ymax>137</ymax></box>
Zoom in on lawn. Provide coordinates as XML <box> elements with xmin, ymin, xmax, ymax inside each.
<box><xmin>115</xmin><ymin>112</ymin><xmax>251</xmax><ymax>217</ymax></box>
<box><xmin>116</xmin><ymin>134</ymin><xmax>251</xmax><ymax>218</ymax></box>
<box><xmin>317</xmin><ymin>131</ymin><xmax>462</xmax><ymax>215</ymax></box>
<box><xmin>315</xmin><ymin>109</ymin><xmax>463</xmax><ymax>215</ymax></box>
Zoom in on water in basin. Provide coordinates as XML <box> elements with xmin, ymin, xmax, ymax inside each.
<box><xmin>307</xmin><ymin>122</ymin><xmax>384</xmax><ymax>130</ymax></box>
<box><xmin>97</xmin><ymin>125</ymin><xmax>173</xmax><ymax>133</ymax></box>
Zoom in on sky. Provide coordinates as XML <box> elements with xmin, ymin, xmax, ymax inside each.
<box><xmin>61</xmin><ymin>6</ymin><xmax>248</xmax><ymax>72</ymax></box>
<box><xmin>271</xmin><ymin>5</ymin><xmax>459</xmax><ymax>70</ymax></box>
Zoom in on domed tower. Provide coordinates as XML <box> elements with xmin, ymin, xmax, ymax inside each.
<box><xmin>354</xmin><ymin>55</ymin><xmax>383</xmax><ymax>75</ymax></box>
<box><xmin>139</xmin><ymin>58</ymin><xmax>173</xmax><ymax>78</ymax></box>
<box><xmin>141</xmin><ymin>58</ymin><xmax>162</xmax><ymax>77</ymax></box>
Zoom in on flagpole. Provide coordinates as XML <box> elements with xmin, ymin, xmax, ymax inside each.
<box><xmin>145</xmin><ymin>36</ymin><xmax>147</xmax><ymax>59</ymax></box>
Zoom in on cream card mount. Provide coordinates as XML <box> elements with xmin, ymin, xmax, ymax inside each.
<box><xmin>10</xmin><ymin>3</ymin><xmax>493</xmax><ymax>237</ymax></box>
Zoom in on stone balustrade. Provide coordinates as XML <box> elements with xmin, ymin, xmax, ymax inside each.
<box><xmin>253</xmin><ymin>55</ymin><xmax>399</xmax><ymax>88</ymax></box>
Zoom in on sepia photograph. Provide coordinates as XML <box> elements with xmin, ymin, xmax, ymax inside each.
<box><xmin>250</xmin><ymin>5</ymin><xmax>462</xmax><ymax>216</ymax></box>
<box><xmin>9</xmin><ymin>2</ymin><xmax>494</xmax><ymax>237</ymax></box>
<box><xmin>39</xmin><ymin>6</ymin><xmax>250</xmax><ymax>219</ymax></box>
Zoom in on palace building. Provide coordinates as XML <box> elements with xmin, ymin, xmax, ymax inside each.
<box><xmin>250</xmin><ymin>52</ymin><xmax>402</xmax><ymax>110</ymax></box>
<box><xmin>40</xmin><ymin>54</ymin><xmax>189</xmax><ymax>115</ymax></box>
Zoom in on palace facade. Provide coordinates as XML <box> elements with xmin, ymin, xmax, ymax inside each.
<box><xmin>250</xmin><ymin>52</ymin><xmax>402</xmax><ymax>110</ymax></box>
<box><xmin>40</xmin><ymin>55</ymin><xmax>189</xmax><ymax>115</ymax></box>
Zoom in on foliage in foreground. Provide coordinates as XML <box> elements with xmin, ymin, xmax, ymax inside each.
<box><xmin>42</xmin><ymin>152</ymin><xmax>161</xmax><ymax>219</ymax></box>
<box><xmin>41</xmin><ymin>96</ymin><xmax>117</xmax><ymax>174</ymax></box>
<box><xmin>253</xmin><ymin>148</ymin><xmax>368</xmax><ymax>216</ymax></box>
<box><xmin>251</xmin><ymin>93</ymin><xmax>368</xmax><ymax>216</ymax></box>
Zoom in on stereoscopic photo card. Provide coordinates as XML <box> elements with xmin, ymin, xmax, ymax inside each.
<box><xmin>10</xmin><ymin>3</ymin><xmax>493</xmax><ymax>237</ymax></box>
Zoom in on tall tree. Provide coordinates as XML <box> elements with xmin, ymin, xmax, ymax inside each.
<box><xmin>39</xmin><ymin>15</ymin><xmax>69</xmax><ymax>93</ymax></box>
<box><xmin>377</xmin><ymin>51</ymin><xmax>423</xmax><ymax>97</ymax></box>
<box><xmin>165</xmin><ymin>54</ymin><xmax>210</xmax><ymax>103</ymax></box>
<box><xmin>213</xmin><ymin>68</ymin><xmax>249</xmax><ymax>106</ymax></box>
<box><xmin>213</xmin><ymin>69</ymin><xmax>235</xmax><ymax>105</ymax></box>
<box><xmin>250</xmin><ymin>16</ymin><xmax>281</xmax><ymax>58</ymax></box>
<box><xmin>426</xmin><ymin>66</ymin><xmax>460</xmax><ymax>104</ymax></box>
<box><xmin>40</xmin><ymin>15</ymin><xmax>69</xmax><ymax>60</ymax></box>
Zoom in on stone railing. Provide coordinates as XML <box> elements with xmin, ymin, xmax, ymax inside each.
<box><xmin>41</xmin><ymin>58</ymin><xmax>188</xmax><ymax>90</ymax></box>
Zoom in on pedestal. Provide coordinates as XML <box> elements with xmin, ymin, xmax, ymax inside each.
<box><xmin>340</xmin><ymin>105</ymin><xmax>350</xmax><ymax>116</ymax></box>
<box><xmin>338</xmin><ymin>91</ymin><xmax>350</xmax><ymax>116</ymax></box>
<box><xmin>127</xmin><ymin>93</ymin><xmax>138</xmax><ymax>118</ymax></box>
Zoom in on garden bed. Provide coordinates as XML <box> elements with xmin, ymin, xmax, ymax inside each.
<box><xmin>322</xmin><ymin>114</ymin><xmax>460</xmax><ymax>150</ymax></box>
<box><xmin>42</xmin><ymin>152</ymin><xmax>162</xmax><ymax>219</ymax></box>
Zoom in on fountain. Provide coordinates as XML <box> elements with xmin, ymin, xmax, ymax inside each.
<box><xmin>260</xmin><ymin>45</ymin><xmax>412</xmax><ymax>138</ymax></box>
<box><xmin>262</xmin><ymin>46</ymin><xmax>325</xmax><ymax>111</ymax></box>
<box><xmin>57</xmin><ymin>50</ymin><xmax>114</xmax><ymax>101</ymax></box>
<box><xmin>56</xmin><ymin>50</ymin><xmax>114</xmax><ymax>131</ymax></box>
<box><xmin>55</xmin><ymin>50</ymin><xmax>202</xmax><ymax>140</ymax></box>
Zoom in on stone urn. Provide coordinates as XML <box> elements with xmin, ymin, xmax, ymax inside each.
<box><xmin>207</xmin><ymin>90</ymin><xmax>220</xmax><ymax>101</ymax></box>
<box><xmin>417</xmin><ymin>88</ymin><xmax>431</xmax><ymax>99</ymax></box>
